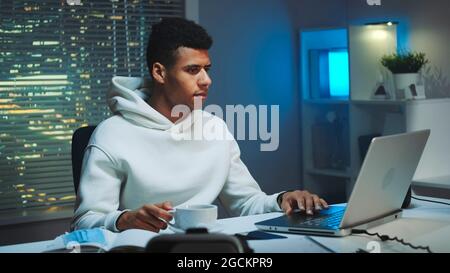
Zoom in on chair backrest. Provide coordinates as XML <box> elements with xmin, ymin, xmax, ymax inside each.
<box><xmin>71</xmin><ymin>126</ymin><xmax>97</xmax><ymax>194</ymax></box>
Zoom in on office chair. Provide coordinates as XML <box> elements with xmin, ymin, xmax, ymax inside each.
<box><xmin>71</xmin><ymin>125</ymin><xmax>97</xmax><ymax>194</ymax></box>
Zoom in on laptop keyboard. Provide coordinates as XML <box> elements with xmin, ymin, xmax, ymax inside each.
<box><xmin>301</xmin><ymin>209</ymin><xmax>345</xmax><ymax>229</ymax></box>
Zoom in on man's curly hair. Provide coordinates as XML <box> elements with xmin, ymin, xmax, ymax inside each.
<box><xmin>146</xmin><ymin>17</ymin><xmax>213</xmax><ymax>75</ymax></box>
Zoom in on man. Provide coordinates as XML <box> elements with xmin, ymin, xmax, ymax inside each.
<box><xmin>71</xmin><ymin>17</ymin><xmax>328</xmax><ymax>233</ymax></box>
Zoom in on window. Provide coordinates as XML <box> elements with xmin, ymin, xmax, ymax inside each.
<box><xmin>0</xmin><ymin>0</ymin><xmax>185</xmax><ymax>222</ymax></box>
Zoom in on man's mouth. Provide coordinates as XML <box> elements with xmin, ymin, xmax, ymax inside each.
<box><xmin>193</xmin><ymin>92</ymin><xmax>208</xmax><ymax>99</ymax></box>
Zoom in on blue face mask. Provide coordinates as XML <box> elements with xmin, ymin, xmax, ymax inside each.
<box><xmin>63</xmin><ymin>228</ymin><xmax>107</xmax><ymax>246</ymax></box>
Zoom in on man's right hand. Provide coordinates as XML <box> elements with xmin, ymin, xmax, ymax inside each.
<box><xmin>116</xmin><ymin>201</ymin><xmax>173</xmax><ymax>232</ymax></box>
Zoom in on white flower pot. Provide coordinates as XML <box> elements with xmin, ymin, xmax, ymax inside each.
<box><xmin>394</xmin><ymin>73</ymin><xmax>419</xmax><ymax>100</ymax></box>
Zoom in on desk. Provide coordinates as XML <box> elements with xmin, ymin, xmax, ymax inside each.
<box><xmin>1</xmin><ymin>198</ymin><xmax>449</xmax><ymax>253</ymax></box>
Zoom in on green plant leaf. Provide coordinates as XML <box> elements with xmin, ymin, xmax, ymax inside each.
<box><xmin>380</xmin><ymin>51</ymin><xmax>429</xmax><ymax>74</ymax></box>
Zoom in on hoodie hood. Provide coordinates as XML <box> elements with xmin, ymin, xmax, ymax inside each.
<box><xmin>108</xmin><ymin>76</ymin><xmax>201</xmax><ymax>131</ymax></box>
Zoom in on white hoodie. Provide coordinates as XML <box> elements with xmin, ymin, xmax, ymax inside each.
<box><xmin>71</xmin><ymin>76</ymin><xmax>283</xmax><ymax>232</ymax></box>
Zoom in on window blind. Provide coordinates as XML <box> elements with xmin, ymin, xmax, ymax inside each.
<box><xmin>0</xmin><ymin>0</ymin><xmax>185</xmax><ymax>218</ymax></box>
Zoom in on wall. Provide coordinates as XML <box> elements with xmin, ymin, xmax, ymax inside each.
<box><xmin>407</xmin><ymin>99</ymin><xmax>450</xmax><ymax>181</ymax></box>
<box><xmin>285</xmin><ymin>0</ymin><xmax>348</xmax><ymax>29</ymax></box>
<box><xmin>199</xmin><ymin>0</ymin><xmax>301</xmax><ymax>196</ymax></box>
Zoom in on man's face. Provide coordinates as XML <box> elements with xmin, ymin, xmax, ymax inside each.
<box><xmin>163</xmin><ymin>47</ymin><xmax>212</xmax><ymax>111</ymax></box>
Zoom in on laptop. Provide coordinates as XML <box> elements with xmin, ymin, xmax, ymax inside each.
<box><xmin>255</xmin><ymin>130</ymin><xmax>430</xmax><ymax>237</ymax></box>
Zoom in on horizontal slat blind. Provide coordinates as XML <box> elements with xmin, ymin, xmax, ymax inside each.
<box><xmin>0</xmin><ymin>0</ymin><xmax>185</xmax><ymax>216</ymax></box>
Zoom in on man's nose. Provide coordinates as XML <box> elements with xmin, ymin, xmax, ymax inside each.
<box><xmin>198</xmin><ymin>69</ymin><xmax>212</xmax><ymax>88</ymax></box>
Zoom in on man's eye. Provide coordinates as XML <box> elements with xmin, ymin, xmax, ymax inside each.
<box><xmin>187</xmin><ymin>67</ymin><xmax>201</xmax><ymax>74</ymax></box>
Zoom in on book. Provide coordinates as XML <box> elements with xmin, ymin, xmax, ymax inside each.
<box><xmin>44</xmin><ymin>228</ymin><xmax>159</xmax><ymax>253</ymax></box>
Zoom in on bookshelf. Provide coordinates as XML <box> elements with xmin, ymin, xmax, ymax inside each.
<box><xmin>300</xmin><ymin>24</ymin><xmax>450</xmax><ymax>202</ymax></box>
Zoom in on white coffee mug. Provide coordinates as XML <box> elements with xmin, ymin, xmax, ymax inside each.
<box><xmin>168</xmin><ymin>204</ymin><xmax>218</xmax><ymax>231</ymax></box>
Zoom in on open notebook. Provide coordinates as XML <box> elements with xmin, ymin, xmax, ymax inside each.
<box><xmin>44</xmin><ymin>228</ymin><xmax>159</xmax><ymax>253</ymax></box>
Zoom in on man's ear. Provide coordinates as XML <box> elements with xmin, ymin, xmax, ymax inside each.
<box><xmin>151</xmin><ymin>62</ymin><xmax>166</xmax><ymax>84</ymax></box>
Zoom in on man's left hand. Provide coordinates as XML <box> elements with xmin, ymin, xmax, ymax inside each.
<box><xmin>279</xmin><ymin>190</ymin><xmax>329</xmax><ymax>215</ymax></box>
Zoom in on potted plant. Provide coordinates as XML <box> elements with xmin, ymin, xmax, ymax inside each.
<box><xmin>381</xmin><ymin>51</ymin><xmax>428</xmax><ymax>99</ymax></box>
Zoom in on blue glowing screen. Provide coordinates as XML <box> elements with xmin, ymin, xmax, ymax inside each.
<box><xmin>328</xmin><ymin>50</ymin><xmax>349</xmax><ymax>97</ymax></box>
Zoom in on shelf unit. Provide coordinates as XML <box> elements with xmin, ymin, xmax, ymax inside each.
<box><xmin>304</xmin><ymin>98</ymin><xmax>350</xmax><ymax>105</ymax></box>
<box><xmin>300</xmin><ymin>24</ymin><xmax>450</xmax><ymax>202</ymax></box>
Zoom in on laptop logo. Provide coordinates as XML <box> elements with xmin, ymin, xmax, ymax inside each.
<box><xmin>382</xmin><ymin>168</ymin><xmax>395</xmax><ymax>189</ymax></box>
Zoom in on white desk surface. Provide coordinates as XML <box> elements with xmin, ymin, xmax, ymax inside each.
<box><xmin>1</xmin><ymin>197</ymin><xmax>449</xmax><ymax>253</ymax></box>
